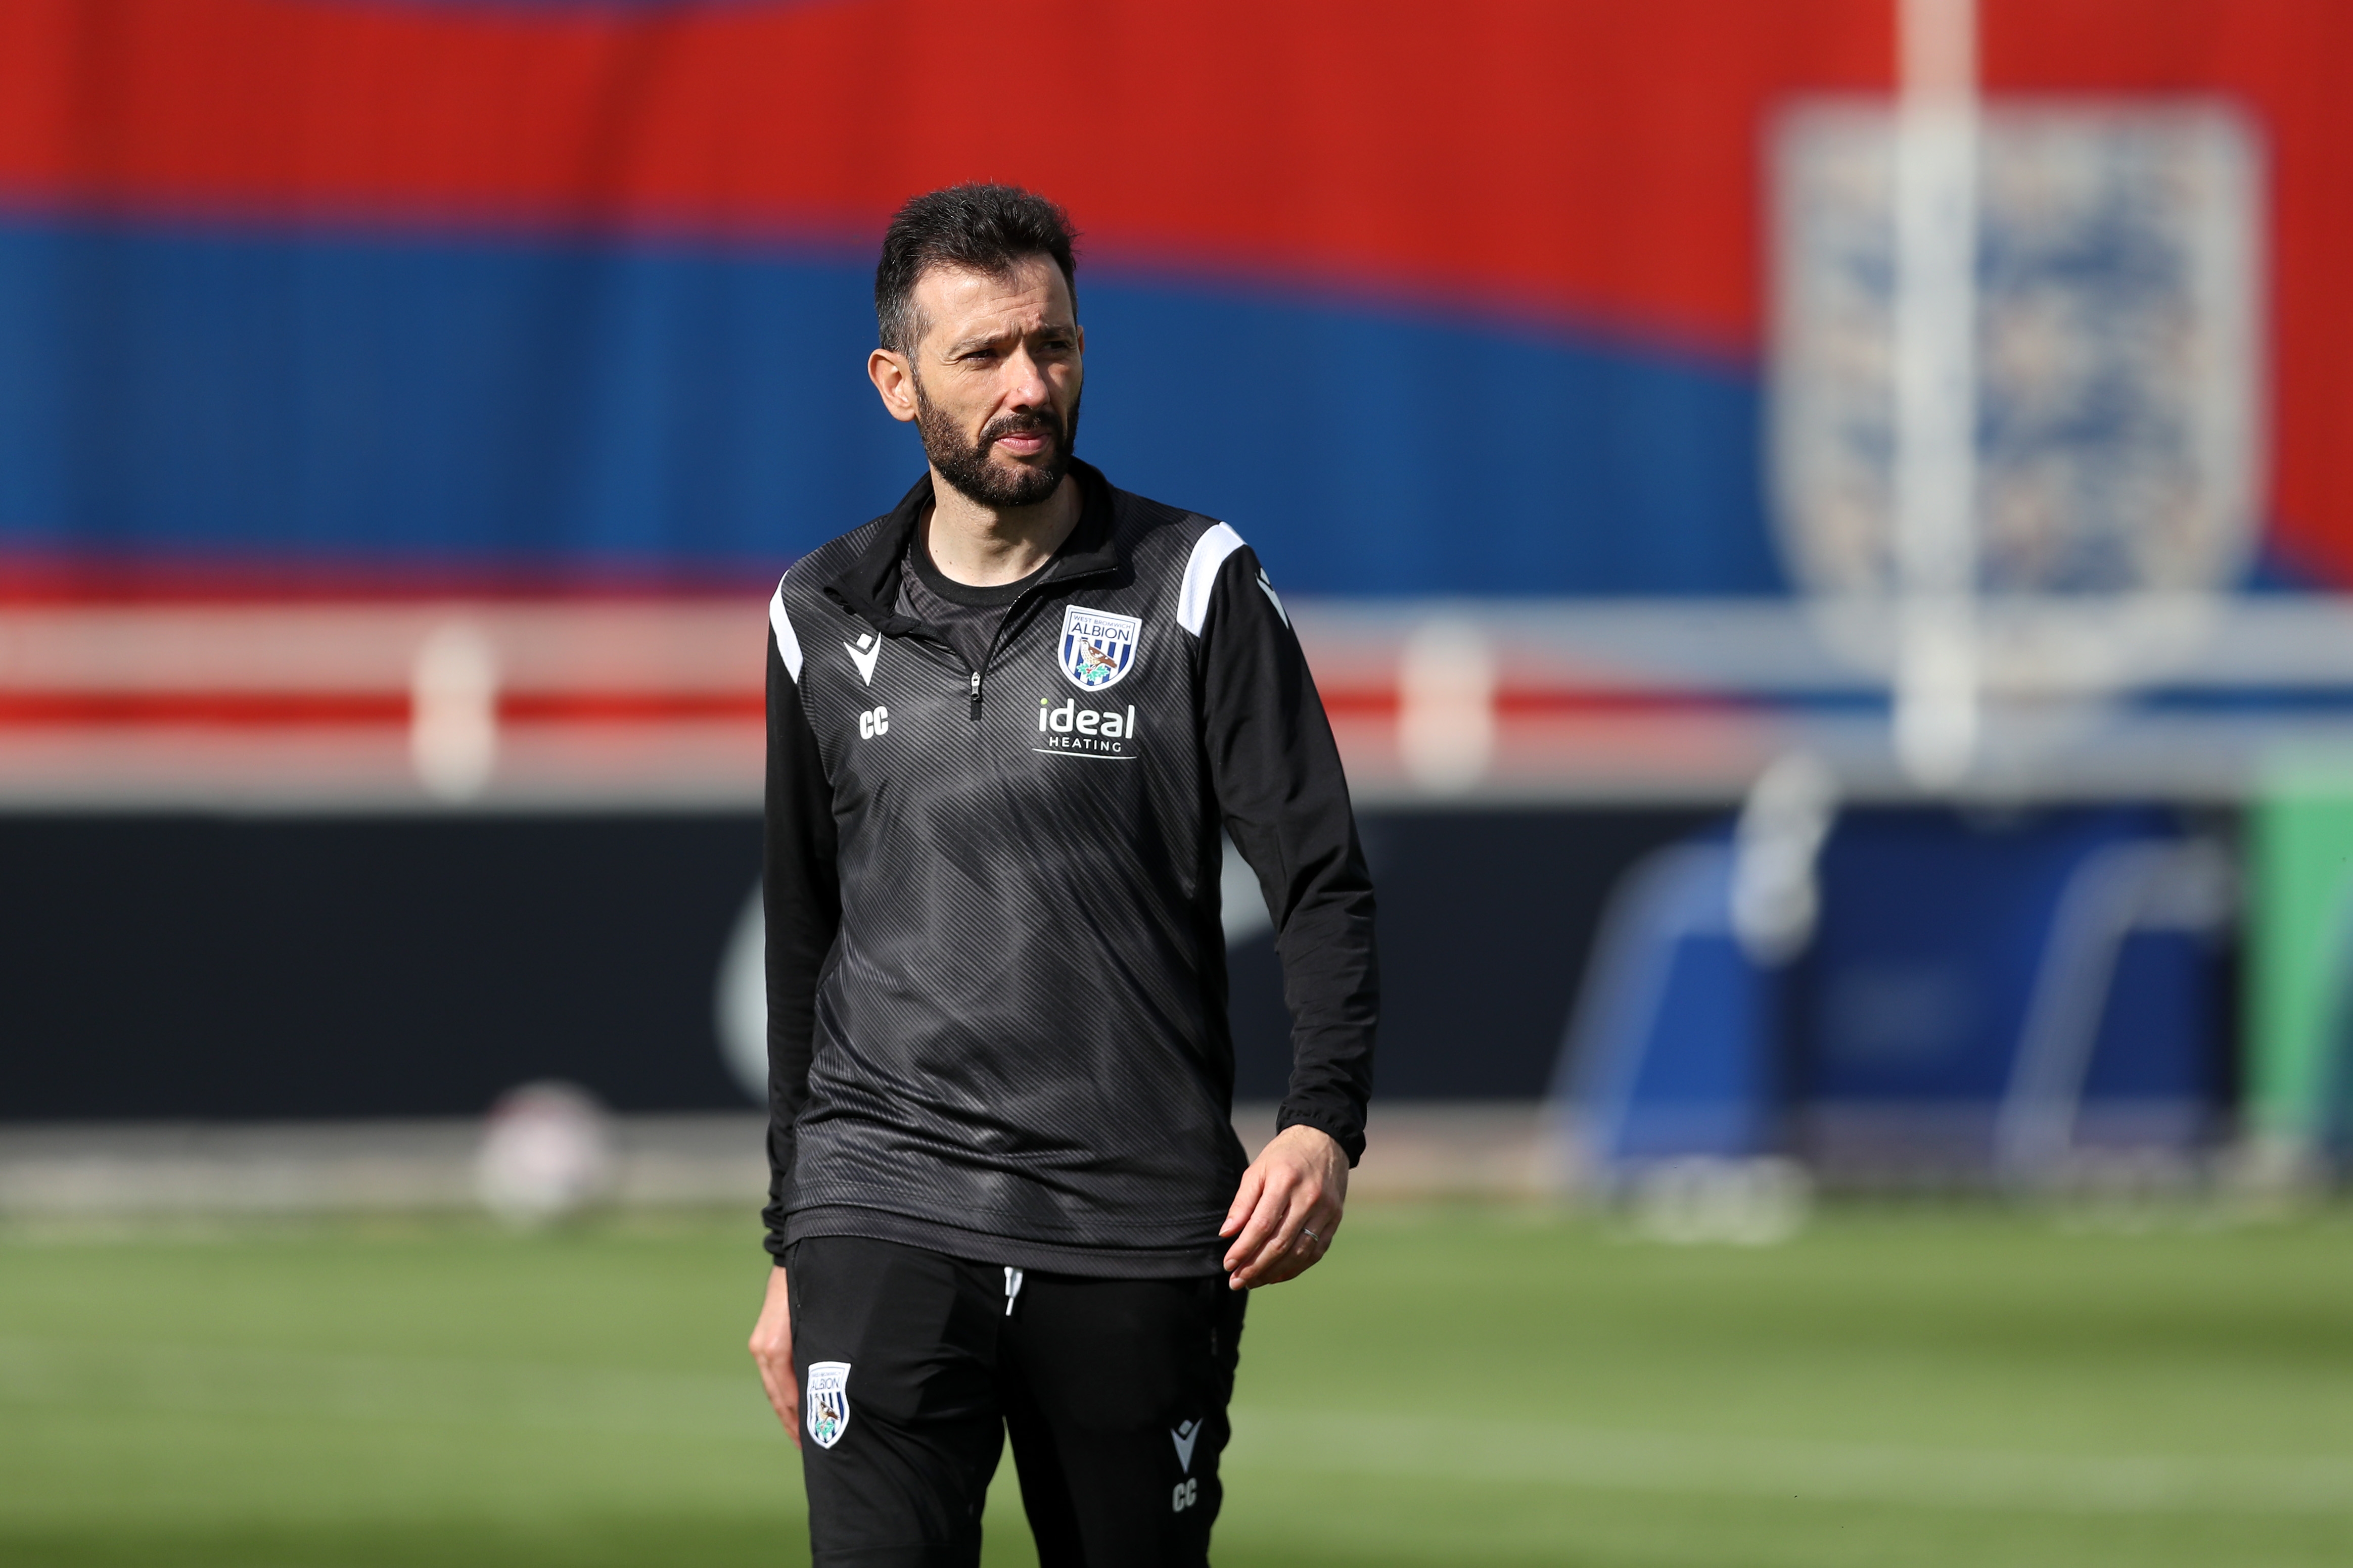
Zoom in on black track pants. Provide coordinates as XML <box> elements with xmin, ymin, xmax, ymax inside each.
<box><xmin>787</xmin><ymin>1236</ymin><xmax>1247</xmax><ymax>1568</ymax></box>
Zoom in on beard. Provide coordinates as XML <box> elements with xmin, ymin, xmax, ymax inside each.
<box><xmin>913</xmin><ymin>376</ymin><xmax>1082</xmax><ymax>509</ymax></box>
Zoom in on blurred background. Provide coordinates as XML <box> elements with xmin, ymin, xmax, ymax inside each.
<box><xmin>5</xmin><ymin>1</ymin><xmax>2353</xmax><ymax>1564</ymax></box>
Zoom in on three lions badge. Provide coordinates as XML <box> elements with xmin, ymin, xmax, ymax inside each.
<box><xmin>1059</xmin><ymin>605</ymin><xmax>1140</xmax><ymax>692</ymax></box>
<box><xmin>805</xmin><ymin>1360</ymin><xmax>852</xmax><ymax>1450</ymax></box>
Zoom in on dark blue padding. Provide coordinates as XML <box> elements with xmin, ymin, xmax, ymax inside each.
<box><xmin>2081</xmin><ymin>931</ymin><xmax>2224</xmax><ymax>1105</ymax></box>
<box><xmin>1611</xmin><ymin>932</ymin><xmax>1780</xmax><ymax>1161</ymax></box>
<box><xmin>1799</xmin><ymin>807</ymin><xmax>2225</xmax><ymax>1161</ymax></box>
<box><xmin>1561</xmin><ymin>807</ymin><xmax>2229</xmax><ymax>1175</ymax></box>
<box><xmin>1562</xmin><ymin>837</ymin><xmax>1784</xmax><ymax>1168</ymax></box>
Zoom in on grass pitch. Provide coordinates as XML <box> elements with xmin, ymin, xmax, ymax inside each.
<box><xmin>3</xmin><ymin>1203</ymin><xmax>2351</xmax><ymax>1566</ymax></box>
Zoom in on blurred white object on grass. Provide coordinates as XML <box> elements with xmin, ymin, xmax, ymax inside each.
<box><xmin>475</xmin><ymin>1081</ymin><xmax>614</xmax><ymax>1225</ymax></box>
<box><xmin>1627</xmin><ymin>1156</ymin><xmax>1814</xmax><ymax>1247</ymax></box>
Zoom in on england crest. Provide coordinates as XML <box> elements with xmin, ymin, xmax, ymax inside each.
<box><xmin>1770</xmin><ymin>102</ymin><xmax>2262</xmax><ymax>606</ymax></box>
<box><xmin>1059</xmin><ymin>605</ymin><xmax>1141</xmax><ymax>693</ymax></box>
<box><xmin>805</xmin><ymin>1360</ymin><xmax>852</xmax><ymax>1450</ymax></box>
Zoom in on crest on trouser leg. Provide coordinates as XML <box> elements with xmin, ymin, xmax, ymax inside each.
<box><xmin>805</xmin><ymin>1360</ymin><xmax>852</xmax><ymax>1449</ymax></box>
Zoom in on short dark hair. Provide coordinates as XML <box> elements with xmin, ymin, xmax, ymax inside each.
<box><xmin>875</xmin><ymin>183</ymin><xmax>1080</xmax><ymax>356</ymax></box>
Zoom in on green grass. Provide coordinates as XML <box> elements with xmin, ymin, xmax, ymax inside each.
<box><xmin>4</xmin><ymin>1204</ymin><xmax>2352</xmax><ymax>1566</ymax></box>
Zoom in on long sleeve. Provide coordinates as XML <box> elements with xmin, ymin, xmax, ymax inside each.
<box><xmin>1197</xmin><ymin>545</ymin><xmax>1378</xmax><ymax>1163</ymax></box>
<box><xmin>762</xmin><ymin>623</ymin><xmax>840</xmax><ymax>1260</ymax></box>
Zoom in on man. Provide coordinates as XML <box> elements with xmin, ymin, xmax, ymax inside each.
<box><xmin>748</xmin><ymin>183</ymin><xmax>1377</xmax><ymax>1568</ymax></box>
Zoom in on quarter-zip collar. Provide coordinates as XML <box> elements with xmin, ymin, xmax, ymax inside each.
<box><xmin>821</xmin><ymin>458</ymin><xmax>1122</xmax><ymax>635</ymax></box>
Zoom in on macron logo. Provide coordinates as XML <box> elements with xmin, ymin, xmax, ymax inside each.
<box><xmin>1171</xmin><ymin>1418</ymin><xmax>1202</xmax><ymax>1472</ymax></box>
<box><xmin>1257</xmin><ymin>568</ymin><xmax>1288</xmax><ymax>626</ymax></box>
<box><xmin>845</xmin><ymin>631</ymin><xmax>881</xmax><ymax>686</ymax></box>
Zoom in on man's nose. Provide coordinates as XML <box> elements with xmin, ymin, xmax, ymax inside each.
<box><xmin>1001</xmin><ymin>348</ymin><xmax>1051</xmax><ymax>408</ymax></box>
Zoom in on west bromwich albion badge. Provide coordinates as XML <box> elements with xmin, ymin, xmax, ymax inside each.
<box><xmin>805</xmin><ymin>1360</ymin><xmax>852</xmax><ymax>1449</ymax></box>
<box><xmin>1058</xmin><ymin>605</ymin><xmax>1141</xmax><ymax>693</ymax></box>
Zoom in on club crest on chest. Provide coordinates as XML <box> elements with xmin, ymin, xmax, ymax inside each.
<box><xmin>1059</xmin><ymin>605</ymin><xmax>1140</xmax><ymax>693</ymax></box>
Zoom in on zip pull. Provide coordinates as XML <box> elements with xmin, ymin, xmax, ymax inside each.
<box><xmin>1003</xmin><ymin>1266</ymin><xmax>1025</xmax><ymax>1317</ymax></box>
<box><xmin>968</xmin><ymin>669</ymin><xmax>983</xmax><ymax>720</ymax></box>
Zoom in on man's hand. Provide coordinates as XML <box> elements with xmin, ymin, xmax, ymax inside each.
<box><xmin>1220</xmin><ymin>1124</ymin><xmax>1348</xmax><ymax>1290</ymax></box>
<box><xmin>748</xmin><ymin>1265</ymin><xmax>801</xmax><ymax>1445</ymax></box>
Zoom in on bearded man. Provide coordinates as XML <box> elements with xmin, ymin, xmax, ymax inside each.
<box><xmin>747</xmin><ymin>183</ymin><xmax>1378</xmax><ymax>1568</ymax></box>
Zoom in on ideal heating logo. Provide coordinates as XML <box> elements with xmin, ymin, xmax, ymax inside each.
<box><xmin>1036</xmin><ymin>697</ymin><xmax>1137</xmax><ymax>758</ymax></box>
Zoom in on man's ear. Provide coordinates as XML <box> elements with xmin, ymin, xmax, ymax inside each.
<box><xmin>867</xmin><ymin>349</ymin><xmax>918</xmax><ymax>424</ymax></box>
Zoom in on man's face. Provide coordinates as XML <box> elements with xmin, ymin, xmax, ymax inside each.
<box><xmin>900</xmin><ymin>257</ymin><xmax>1083</xmax><ymax>509</ymax></box>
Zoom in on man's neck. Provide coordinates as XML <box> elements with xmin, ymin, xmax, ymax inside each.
<box><xmin>922</xmin><ymin>469</ymin><xmax>1082</xmax><ymax>588</ymax></box>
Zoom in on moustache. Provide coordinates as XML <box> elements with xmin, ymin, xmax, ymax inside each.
<box><xmin>980</xmin><ymin>411</ymin><xmax>1064</xmax><ymax>452</ymax></box>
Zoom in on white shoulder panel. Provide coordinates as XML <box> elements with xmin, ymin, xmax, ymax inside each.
<box><xmin>1176</xmin><ymin>522</ymin><xmax>1247</xmax><ymax>637</ymax></box>
<box><xmin>768</xmin><ymin>575</ymin><xmax>804</xmax><ymax>682</ymax></box>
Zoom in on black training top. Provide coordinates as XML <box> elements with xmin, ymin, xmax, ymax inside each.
<box><xmin>761</xmin><ymin>460</ymin><xmax>1378</xmax><ymax>1277</ymax></box>
<box><xmin>893</xmin><ymin>520</ymin><xmax>1049</xmax><ymax>673</ymax></box>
